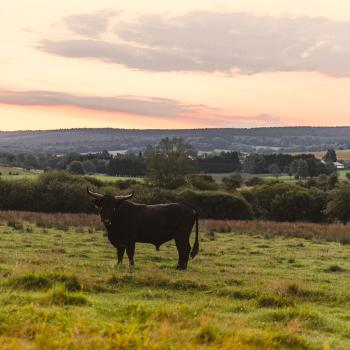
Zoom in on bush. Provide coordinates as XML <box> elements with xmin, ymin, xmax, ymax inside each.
<box><xmin>271</xmin><ymin>189</ymin><xmax>329</xmax><ymax>222</ymax></box>
<box><xmin>245</xmin><ymin>176</ymin><xmax>265</xmax><ymax>187</ymax></box>
<box><xmin>68</xmin><ymin>161</ymin><xmax>85</xmax><ymax>175</ymax></box>
<box><xmin>222</xmin><ymin>173</ymin><xmax>243</xmax><ymax>191</ymax></box>
<box><xmin>325</xmin><ymin>183</ymin><xmax>350</xmax><ymax>225</ymax></box>
<box><xmin>240</xmin><ymin>182</ymin><xmax>329</xmax><ymax>222</ymax></box>
<box><xmin>177</xmin><ymin>190</ymin><xmax>253</xmax><ymax>220</ymax></box>
<box><xmin>186</xmin><ymin>174</ymin><xmax>218</xmax><ymax>191</ymax></box>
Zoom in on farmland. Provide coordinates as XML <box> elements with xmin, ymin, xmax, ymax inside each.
<box><xmin>1</xmin><ymin>213</ymin><xmax>350</xmax><ymax>349</ymax></box>
<box><xmin>0</xmin><ymin>166</ymin><xmax>42</xmax><ymax>179</ymax></box>
<box><xmin>291</xmin><ymin>149</ymin><xmax>350</xmax><ymax>162</ymax></box>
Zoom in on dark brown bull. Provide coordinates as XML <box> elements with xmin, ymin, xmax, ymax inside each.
<box><xmin>87</xmin><ymin>188</ymin><xmax>199</xmax><ymax>270</ymax></box>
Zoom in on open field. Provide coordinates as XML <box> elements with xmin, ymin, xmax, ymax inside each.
<box><xmin>0</xmin><ymin>166</ymin><xmax>42</xmax><ymax>180</ymax></box>
<box><xmin>291</xmin><ymin>150</ymin><xmax>350</xmax><ymax>162</ymax></box>
<box><xmin>0</xmin><ymin>213</ymin><xmax>350</xmax><ymax>349</ymax></box>
<box><xmin>85</xmin><ymin>174</ymin><xmax>143</xmax><ymax>183</ymax></box>
<box><xmin>0</xmin><ymin>165</ymin><xmax>142</xmax><ymax>183</ymax></box>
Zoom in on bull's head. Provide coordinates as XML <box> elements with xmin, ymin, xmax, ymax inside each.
<box><xmin>87</xmin><ymin>188</ymin><xmax>134</xmax><ymax>226</ymax></box>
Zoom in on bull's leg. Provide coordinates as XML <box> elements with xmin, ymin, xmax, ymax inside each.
<box><xmin>175</xmin><ymin>238</ymin><xmax>191</xmax><ymax>270</ymax></box>
<box><xmin>126</xmin><ymin>243</ymin><xmax>135</xmax><ymax>266</ymax></box>
<box><xmin>117</xmin><ymin>246</ymin><xmax>125</xmax><ymax>265</ymax></box>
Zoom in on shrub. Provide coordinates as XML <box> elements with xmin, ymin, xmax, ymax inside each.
<box><xmin>68</xmin><ymin>161</ymin><xmax>85</xmax><ymax>175</ymax></box>
<box><xmin>271</xmin><ymin>189</ymin><xmax>328</xmax><ymax>222</ymax></box>
<box><xmin>325</xmin><ymin>183</ymin><xmax>350</xmax><ymax>225</ymax></box>
<box><xmin>177</xmin><ymin>190</ymin><xmax>253</xmax><ymax>220</ymax></box>
<box><xmin>325</xmin><ymin>265</ymin><xmax>345</xmax><ymax>273</ymax></box>
<box><xmin>245</xmin><ymin>176</ymin><xmax>265</xmax><ymax>187</ymax></box>
<box><xmin>45</xmin><ymin>284</ymin><xmax>87</xmax><ymax>306</ymax></box>
<box><xmin>257</xmin><ymin>295</ymin><xmax>294</xmax><ymax>308</ymax></box>
<box><xmin>222</xmin><ymin>173</ymin><xmax>243</xmax><ymax>191</ymax></box>
<box><xmin>186</xmin><ymin>174</ymin><xmax>219</xmax><ymax>191</ymax></box>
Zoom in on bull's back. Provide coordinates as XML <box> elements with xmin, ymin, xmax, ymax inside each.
<box><xmin>132</xmin><ymin>203</ymin><xmax>195</xmax><ymax>243</ymax></box>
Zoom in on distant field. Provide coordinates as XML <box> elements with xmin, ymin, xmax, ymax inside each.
<box><xmin>86</xmin><ymin>174</ymin><xmax>143</xmax><ymax>183</ymax></box>
<box><xmin>0</xmin><ymin>165</ymin><xmax>42</xmax><ymax>179</ymax></box>
<box><xmin>212</xmin><ymin>171</ymin><xmax>349</xmax><ymax>185</ymax></box>
<box><xmin>291</xmin><ymin>149</ymin><xmax>350</xmax><ymax>161</ymax></box>
<box><xmin>0</xmin><ymin>214</ymin><xmax>350</xmax><ymax>349</ymax></box>
<box><xmin>0</xmin><ymin>165</ymin><xmax>142</xmax><ymax>183</ymax></box>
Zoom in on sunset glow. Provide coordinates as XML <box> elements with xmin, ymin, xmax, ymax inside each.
<box><xmin>1</xmin><ymin>1</ymin><xmax>350</xmax><ymax>130</ymax></box>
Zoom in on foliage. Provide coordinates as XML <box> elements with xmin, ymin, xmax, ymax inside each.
<box><xmin>82</xmin><ymin>160</ymin><xmax>96</xmax><ymax>174</ymax></box>
<box><xmin>222</xmin><ymin>173</ymin><xmax>243</xmax><ymax>191</ymax></box>
<box><xmin>68</xmin><ymin>161</ymin><xmax>85</xmax><ymax>175</ymax></box>
<box><xmin>178</xmin><ymin>189</ymin><xmax>253</xmax><ymax>220</ymax></box>
<box><xmin>271</xmin><ymin>189</ymin><xmax>329</xmax><ymax>222</ymax></box>
<box><xmin>186</xmin><ymin>174</ymin><xmax>219</xmax><ymax>191</ymax></box>
<box><xmin>325</xmin><ymin>183</ymin><xmax>350</xmax><ymax>225</ymax></box>
<box><xmin>145</xmin><ymin>137</ymin><xmax>195</xmax><ymax>189</ymax></box>
<box><xmin>268</xmin><ymin>163</ymin><xmax>281</xmax><ymax>176</ymax></box>
<box><xmin>245</xmin><ymin>176</ymin><xmax>265</xmax><ymax>186</ymax></box>
<box><xmin>243</xmin><ymin>154</ymin><xmax>267</xmax><ymax>174</ymax></box>
<box><xmin>195</xmin><ymin>151</ymin><xmax>241</xmax><ymax>173</ymax></box>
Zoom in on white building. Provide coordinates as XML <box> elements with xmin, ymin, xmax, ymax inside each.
<box><xmin>333</xmin><ymin>162</ymin><xmax>345</xmax><ymax>169</ymax></box>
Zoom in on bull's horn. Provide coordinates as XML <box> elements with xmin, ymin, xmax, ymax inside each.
<box><xmin>115</xmin><ymin>192</ymin><xmax>134</xmax><ymax>201</ymax></box>
<box><xmin>87</xmin><ymin>187</ymin><xmax>103</xmax><ymax>199</ymax></box>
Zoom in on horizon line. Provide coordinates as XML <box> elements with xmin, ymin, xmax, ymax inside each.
<box><xmin>2</xmin><ymin>126</ymin><xmax>350</xmax><ymax>133</ymax></box>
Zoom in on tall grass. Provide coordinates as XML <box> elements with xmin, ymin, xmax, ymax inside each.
<box><xmin>202</xmin><ymin>219</ymin><xmax>350</xmax><ymax>244</ymax></box>
<box><xmin>1</xmin><ymin>211</ymin><xmax>350</xmax><ymax>244</ymax></box>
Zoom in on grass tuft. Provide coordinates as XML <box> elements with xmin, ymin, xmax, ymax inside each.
<box><xmin>43</xmin><ymin>284</ymin><xmax>88</xmax><ymax>306</ymax></box>
<box><xmin>6</xmin><ymin>272</ymin><xmax>82</xmax><ymax>291</ymax></box>
<box><xmin>325</xmin><ymin>264</ymin><xmax>345</xmax><ymax>273</ymax></box>
<box><xmin>257</xmin><ymin>295</ymin><xmax>294</xmax><ymax>308</ymax></box>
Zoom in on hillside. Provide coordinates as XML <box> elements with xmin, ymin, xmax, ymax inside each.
<box><xmin>1</xmin><ymin>127</ymin><xmax>350</xmax><ymax>154</ymax></box>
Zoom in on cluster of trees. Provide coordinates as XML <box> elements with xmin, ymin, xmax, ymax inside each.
<box><xmin>0</xmin><ymin>146</ymin><xmax>242</xmax><ymax>178</ymax></box>
<box><xmin>242</xmin><ymin>152</ymin><xmax>336</xmax><ymax>177</ymax></box>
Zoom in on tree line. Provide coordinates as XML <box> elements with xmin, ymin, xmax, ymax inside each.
<box><xmin>0</xmin><ymin>139</ymin><xmax>341</xmax><ymax>181</ymax></box>
<box><xmin>1</xmin><ymin>170</ymin><xmax>350</xmax><ymax>224</ymax></box>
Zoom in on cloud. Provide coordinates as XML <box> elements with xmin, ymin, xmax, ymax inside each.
<box><xmin>0</xmin><ymin>89</ymin><xmax>282</xmax><ymax>127</ymax></box>
<box><xmin>62</xmin><ymin>11</ymin><xmax>118</xmax><ymax>37</ymax></box>
<box><xmin>0</xmin><ymin>90</ymin><xmax>196</xmax><ymax>118</ymax></box>
<box><xmin>38</xmin><ymin>11</ymin><xmax>350</xmax><ymax>76</ymax></box>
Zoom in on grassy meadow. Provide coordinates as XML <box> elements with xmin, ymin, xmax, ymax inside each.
<box><xmin>0</xmin><ymin>213</ymin><xmax>350</xmax><ymax>349</ymax></box>
<box><xmin>0</xmin><ymin>166</ymin><xmax>42</xmax><ymax>180</ymax></box>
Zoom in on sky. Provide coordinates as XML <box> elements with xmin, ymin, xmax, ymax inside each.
<box><xmin>1</xmin><ymin>1</ymin><xmax>350</xmax><ymax>130</ymax></box>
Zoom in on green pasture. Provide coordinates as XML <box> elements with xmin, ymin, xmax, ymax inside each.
<box><xmin>0</xmin><ymin>220</ymin><xmax>349</xmax><ymax>349</ymax></box>
<box><xmin>0</xmin><ymin>165</ymin><xmax>42</xmax><ymax>180</ymax></box>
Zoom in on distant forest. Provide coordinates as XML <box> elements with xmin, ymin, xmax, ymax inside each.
<box><xmin>1</xmin><ymin>127</ymin><xmax>350</xmax><ymax>154</ymax></box>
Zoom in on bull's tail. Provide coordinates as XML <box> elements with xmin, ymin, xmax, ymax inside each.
<box><xmin>190</xmin><ymin>211</ymin><xmax>199</xmax><ymax>259</ymax></box>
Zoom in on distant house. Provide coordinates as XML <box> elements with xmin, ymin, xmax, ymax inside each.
<box><xmin>333</xmin><ymin>162</ymin><xmax>345</xmax><ymax>169</ymax></box>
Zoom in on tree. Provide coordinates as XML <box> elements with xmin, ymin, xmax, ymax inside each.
<box><xmin>288</xmin><ymin>160</ymin><xmax>299</xmax><ymax>177</ymax></box>
<box><xmin>297</xmin><ymin>160</ymin><xmax>309</xmax><ymax>179</ymax></box>
<box><xmin>68</xmin><ymin>161</ymin><xmax>85</xmax><ymax>175</ymax></box>
<box><xmin>327</xmin><ymin>172</ymin><xmax>339</xmax><ymax>190</ymax></box>
<box><xmin>145</xmin><ymin>137</ymin><xmax>195</xmax><ymax>189</ymax></box>
<box><xmin>325</xmin><ymin>183</ymin><xmax>350</xmax><ymax>225</ymax></box>
<box><xmin>268</xmin><ymin>163</ymin><xmax>281</xmax><ymax>177</ymax></box>
<box><xmin>222</xmin><ymin>173</ymin><xmax>243</xmax><ymax>191</ymax></box>
<box><xmin>243</xmin><ymin>154</ymin><xmax>266</xmax><ymax>174</ymax></box>
<box><xmin>323</xmin><ymin>149</ymin><xmax>337</xmax><ymax>163</ymax></box>
<box><xmin>83</xmin><ymin>160</ymin><xmax>96</xmax><ymax>174</ymax></box>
